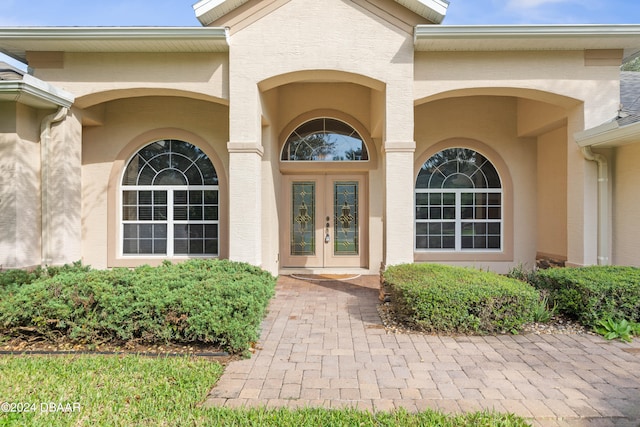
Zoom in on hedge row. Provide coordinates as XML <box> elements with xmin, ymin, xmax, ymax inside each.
<box><xmin>533</xmin><ymin>266</ymin><xmax>640</xmax><ymax>328</ymax></box>
<box><xmin>0</xmin><ymin>260</ymin><xmax>276</xmax><ymax>353</ymax></box>
<box><xmin>383</xmin><ymin>263</ymin><xmax>539</xmax><ymax>334</ymax></box>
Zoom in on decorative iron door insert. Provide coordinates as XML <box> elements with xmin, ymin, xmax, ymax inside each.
<box><xmin>291</xmin><ymin>182</ymin><xmax>316</xmax><ymax>256</ymax></box>
<box><xmin>334</xmin><ymin>181</ymin><xmax>358</xmax><ymax>255</ymax></box>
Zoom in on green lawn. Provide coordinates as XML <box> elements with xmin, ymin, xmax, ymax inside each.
<box><xmin>0</xmin><ymin>354</ymin><xmax>531</xmax><ymax>426</ymax></box>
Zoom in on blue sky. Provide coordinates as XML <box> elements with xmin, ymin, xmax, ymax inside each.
<box><xmin>1</xmin><ymin>0</ymin><xmax>640</xmax><ymax>67</ymax></box>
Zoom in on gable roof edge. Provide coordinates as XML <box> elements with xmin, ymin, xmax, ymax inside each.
<box><xmin>193</xmin><ymin>0</ymin><xmax>449</xmax><ymax>26</ymax></box>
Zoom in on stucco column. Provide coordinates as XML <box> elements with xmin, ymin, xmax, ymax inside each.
<box><xmin>384</xmin><ymin>144</ymin><xmax>416</xmax><ymax>266</ymax></box>
<box><xmin>0</xmin><ymin>104</ymin><xmax>42</xmax><ymax>268</ymax></box>
<box><xmin>383</xmin><ymin>77</ymin><xmax>415</xmax><ymax>267</ymax></box>
<box><xmin>46</xmin><ymin>109</ymin><xmax>82</xmax><ymax>265</ymax></box>
<box><xmin>226</xmin><ymin>61</ymin><xmax>264</xmax><ymax>266</ymax></box>
<box><xmin>227</xmin><ymin>143</ymin><xmax>263</xmax><ymax>266</ymax></box>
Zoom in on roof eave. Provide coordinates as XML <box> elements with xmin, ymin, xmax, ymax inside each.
<box><xmin>575</xmin><ymin>120</ymin><xmax>640</xmax><ymax>148</ymax></box>
<box><xmin>414</xmin><ymin>24</ymin><xmax>640</xmax><ymax>60</ymax></box>
<box><xmin>0</xmin><ymin>74</ymin><xmax>74</xmax><ymax>109</ymax></box>
<box><xmin>395</xmin><ymin>0</ymin><xmax>449</xmax><ymax>24</ymax></box>
<box><xmin>193</xmin><ymin>0</ymin><xmax>449</xmax><ymax>26</ymax></box>
<box><xmin>193</xmin><ymin>0</ymin><xmax>251</xmax><ymax>26</ymax></box>
<box><xmin>0</xmin><ymin>27</ymin><xmax>229</xmax><ymax>63</ymax></box>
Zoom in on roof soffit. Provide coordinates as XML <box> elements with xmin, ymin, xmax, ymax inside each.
<box><xmin>415</xmin><ymin>25</ymin><xmax>640</xmax><ymax>61</ymax></box>
<box><xmin>193</xmin><ymin>0</ymin><xmax>449</xmax><ymax>27</ymax></box>
<box><xmin>0</xmin><ymin>27</ymin><xmax>229</xmax><ymax>64</ymax></box>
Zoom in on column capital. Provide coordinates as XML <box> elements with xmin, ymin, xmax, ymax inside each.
<box><xmin>382</xmin><ymin>141</ymin><xmax>415</xmax><ymax>153</ymax></box>
<box><xmin>227</xmin><ymin>142</ymin><xmax>264</xmax><ymax>156</ymax></box>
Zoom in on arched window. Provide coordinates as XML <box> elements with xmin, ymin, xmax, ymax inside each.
<box><xmin>121</xmin><ymin>139</ymin><xmax>219</xmax><ymax>256</ymax></box>
<box><xmin>415</xmin><ymin>148</ymin><xmax>502</xmax><ymax>251</ymax></box>
<box><xmin>281</xmin><ymin>118</ymin><xmax>368</xmax><ymax>161</ymax></box>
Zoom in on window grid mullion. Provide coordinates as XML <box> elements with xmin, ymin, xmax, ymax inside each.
<box><xmin>455</xmin><ymin>191</ymin><xmax>462</xmax><ymax>251</ymax></box>
<box><xmin>167</xmin><ymin>190</ymin><xmax>174</xmax><ymax>257</ymax></box>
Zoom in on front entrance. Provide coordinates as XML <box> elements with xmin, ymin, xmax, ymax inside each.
<box><xmin>282</xmin><ymin>174</ymin><xmax>367</xmax><ymax>268</ymax></box>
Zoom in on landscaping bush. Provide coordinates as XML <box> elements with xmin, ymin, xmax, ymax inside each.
<box><xmin>0</xmin><ymin>261</ymin><xmax>90</xmax><ymax>291</ymax></box>
<box><xmin>533</xmin><ymin>266</ymin><xmax>640</xmax><ymax>328</ymax></box>
<box><xmin>0</xmin><ymin>259</ymin><xmax>276</xmax><ymax>353</ymax></box>
<box><xmin>383</xmin><ymin>264</ymin><xmax>539</xmax><ymax>334</ymax></box>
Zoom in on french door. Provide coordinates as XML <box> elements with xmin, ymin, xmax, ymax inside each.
<box><xmin>282</xmin><ymin>174</ymin><xmax>366</xmax><ymax>268</ymax></box>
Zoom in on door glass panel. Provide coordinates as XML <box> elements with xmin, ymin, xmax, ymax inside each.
<box><xmin>334</xmin><ymin>181</ymin><xmax>358</xmax><ymax>255</ymax></box>
<box><xmin>291</xmin><ymin>182</ymin><xmax>316</xmax><ymax>256</ymax></box>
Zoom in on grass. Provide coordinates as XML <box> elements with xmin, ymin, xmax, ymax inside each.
<box><xmin>0</xmin><ymin>354</ymin><xmax>531</xmax><ymax>426</ymax></box>
<box><xmin>0</xmin><ymin>354</ymin><xmax>223</xmax><ymax>426</ymax></box>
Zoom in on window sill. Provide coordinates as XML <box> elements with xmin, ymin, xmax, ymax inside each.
<box><xmin>108</xmin><ymin>256</ymin><xmax>219</xmax><ymax>268</ymax></box>
<box><xmin>414</xmin><ymin>251</ymin><xmax>513</xmax><ymax>262</ymax></box>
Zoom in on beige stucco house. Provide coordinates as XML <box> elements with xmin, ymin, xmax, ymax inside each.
<box><xmin>1</xmin><ymin>0</ymin><xmax>640</xmax><ymax>275</ymax></box>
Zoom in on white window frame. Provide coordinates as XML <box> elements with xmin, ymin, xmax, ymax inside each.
<box><xmin>415</xmin><ymin>188</ymin><xmax>503</xmax><ymax>252</ymax></box>
<box><xmin>120</xmin><ymin>185</ymin><xmax>219</xmax><ymax>258</ymax></box>
<box><xmin>414</xmin><ymin>147</ymin><xmax>503</xmax><ymax>253</ymax></box>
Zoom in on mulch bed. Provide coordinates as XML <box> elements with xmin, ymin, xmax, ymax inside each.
<box><xmin>0</xmin><ymin>334</ymin><xmax>238</xmax><ymax>362</ymax></box>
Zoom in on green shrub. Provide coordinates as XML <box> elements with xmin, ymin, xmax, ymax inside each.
<box><xmin>383</xmin><ymin>264</ymin><xmax>539</xmax><ymax>334</ymax></box>
<box><xmin>0</xmin><ymin>268</ymin><xmax>43</xmax><ymax>290</ymax></box>
<box><xmin>0</xmin><ymin>261</ymin><xmax>90</xmax><ymax>291</ymax></box>
<box><xmin>533</xmin><ymin>266</ymin><xmax>640</xmax><ymax>328</ymax></box>
<box><xmin>0</xmin><ymin>259</ymin><xmax>276</xmax><ymax>354</ymax></box>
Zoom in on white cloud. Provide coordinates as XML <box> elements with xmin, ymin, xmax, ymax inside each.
<box><xmin>506</xmin><ymin>0</ymin><xmax>574</xmax><ymax>7</ymax></box>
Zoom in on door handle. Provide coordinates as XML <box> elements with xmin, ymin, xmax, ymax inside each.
<box><xmin>325</xmin><ymin>217</ymin><xmax>330</xmax><ymax>243</ymax></box>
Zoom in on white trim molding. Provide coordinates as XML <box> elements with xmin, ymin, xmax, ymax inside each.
<box><xmin>0</xmin><ymin>73</ymin><xmax>74</xmax><ymax>108</ymax></box>
<box><xmin>0</xmin><ymin>27</ymin><xmax>229</xmax><ymax>63</ymax></box>
<box><xmin>195</xmin><ymin>0</ymin><xmax>449</xmax><ymax>26</ymax></box>
<box><xmin>415</xmin><ymin>24</ymin><xmax>640</xmax><ymax>60</ymax></box>
<box><xmin>575</xmin><ymin>119</ymin><xmax>640</xmax><ymax>148</ymax></box>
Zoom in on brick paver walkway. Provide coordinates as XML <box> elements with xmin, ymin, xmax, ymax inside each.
<box><xmin>204</xmin><ymin>275</ymin><xmax>640</xmax><ymax>427</ymax></box>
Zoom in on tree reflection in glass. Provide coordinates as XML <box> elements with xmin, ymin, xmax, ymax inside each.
<box><xmin>282</xmin><ymin>118</ymin><xmax>368</xmax><ymax>161</ymax></box>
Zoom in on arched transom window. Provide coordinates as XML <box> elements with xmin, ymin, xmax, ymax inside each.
<box><xmin>415</xmin><ymin>148</ymin><xmax>502</xmax><ymax>251</ymax></box>
<box><xmin>281</xmin><ymin>118</ymin><xmax>368</xmax><ymax>161</ymax></box>
<box><xmin>121</xmin><ymin>139</ymin><xmax>219</xmax><ymax>256</ymax></box>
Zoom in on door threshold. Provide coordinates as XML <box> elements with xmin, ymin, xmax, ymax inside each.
<box><xmin>278</xmin><ymin>267</ymin><xmax>377</xmax><ymax>276</ymax></box>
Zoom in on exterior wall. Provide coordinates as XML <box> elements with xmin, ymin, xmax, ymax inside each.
<box><xmin>26</xmin><ymin>50</ymin><xmax>231</xmax><ymax>270</ymax></box>
<box><xmin>0</xmin><ymin>103</ymin><xmax>43</xmax><ymax>268</ymax></box>
<box><xmin>414</xmin><ymin>51</ymin><xmax>618</xmax><ymax>111</ymax></box>
<box><xmin>415</xmin><ymin>50</ymin><xmax>621</xmax><ymax>267</ymax></box>
<box><xmin>30</xmin><ymin>52</ymin><xmax>229</xmax><ymax>107</ymax></box>
<box><xmin>81</xmin><ymin>96</ymin><xmax>229</xmax><ymax>269</ymax></box>
<box><xmin>536</xmin><ymin>126</ymin><xmax>568</xmax><ymax>261</ymax></box>
<box><xmin>612</xmin><ymin>142</ymin><xmax>640</xmax><ymax>266</ymax></box>
<box><xmin>414</xmin><ymin>96</ymin><xmax>537</xmax><ymax>273</ymax></box>
<box><xmin>47</xmin><ymin>109</ymin><xmax>82</xmax><ymax>266</ymax></box>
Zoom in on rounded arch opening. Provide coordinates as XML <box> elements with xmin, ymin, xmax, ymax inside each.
<box><xmin>281</xmin><ymin>117</ymin><xmax>369</xmax><ymax>162</ymax></box>
<box><xmin>414</xmin><ymin>138</ymin><xmax>514</xmax><ymax>262</ymax></box>
<box><xmin>107</xmin><ymin>128</ymin><xmax>228</xmax><ymax>267</ymax></box>
<box><xmin>258</xmin><ymin>69</ymin><xmax>385</xmax><ymax>93</ymax></box>
<box><xmin>279</xmin><ymin>110</ymin><xmax>377</xmax><ymax>173</ymax></box>
<box><xmin>414</xmin><ymin>87</ymin><xmax>581</xmax><ymax>109</ymax></box>
<box><xmin>76</xmin><ymin>88</ymin><xmax>229</xmax><ymax>110</ymax></box>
